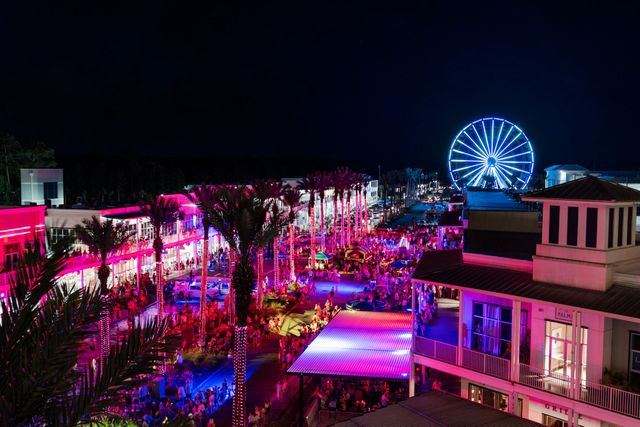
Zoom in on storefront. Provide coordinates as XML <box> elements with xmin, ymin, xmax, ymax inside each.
<box><xmin>527</xmin><ymin>399</ymin><xmax>599</xmax><ymax>427</ymax></box>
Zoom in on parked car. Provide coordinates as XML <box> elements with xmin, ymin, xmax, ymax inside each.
<box><xmin>174</xmin><ymin>278</ymin><xmax>230</xmax><ymax>301</ymax></box>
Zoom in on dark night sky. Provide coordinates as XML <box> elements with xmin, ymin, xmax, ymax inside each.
<box><xmin>0</xmin><ymin>1</ymin><xmax>639</xmax><ymax>176</ymax></box>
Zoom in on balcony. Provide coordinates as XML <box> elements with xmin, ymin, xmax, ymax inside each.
<box><xmin>414</xmin><ymin>336</ymin><xmax>640</xmax><ymax>420</ymax></box>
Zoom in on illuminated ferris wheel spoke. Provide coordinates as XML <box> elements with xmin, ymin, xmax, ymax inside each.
<box><xmin>481</xmin><ymin>121</ymin><xmax>490</xmax><ymax>155</ymax></box>
<box><xmin>463</xmin><ymin>131</ymin><xmax>489</xmax><ymax>157</ymax></box>
<box><xmin>499</xmin><ymin>151</ymin><xmax>532</xmax><ymax>161</ymax></box>
<box><xmin>495</xmin><ymin>132</ymin><xmax>523</xmax><ymax>158</ymax></box>
<box><xmin>452</xmin><ymin>163</ymin><xmax>487</xmax><ymax>173</ymax></box>
<box><xmin>452</xmin><ymin>148</ymin><xmax>485</xmax><ymax>162</ymax></box>
<box><xmin>495</xmin><ymin>166</ymin><xmax>513</xmax><ymax>186</ymax></box>
<box><xmin>461</xmin><ymin>163</ymin><xmax>486</xmax><ymax>179</ymax></box>
<box><xmin>500</xmin><ymin>163</ymin><xmax>530</xmax><ymax>174</ymax></box>
<box><xmin>471</xmin><ymin>166</ymin><xmax>488</xmax><ymax>186</ymax></box>
<box><xmin>448</xmin><ymin>117</ymin><xmax>534</xmax><ymax>190</ymax></box>
<box><xmin>471</xmin><ymin>125</ymin><xmax>489</xmax><ymax>156</ymax></box>
<box><xmin>456</xmin><ymin>140</ymin><xmax>488</xmax><ymax>160</ymax></box>
<box><xmin>493</xmin><ymin>125</ymin><xmax>514</xmax><ymax>159</ymax></box>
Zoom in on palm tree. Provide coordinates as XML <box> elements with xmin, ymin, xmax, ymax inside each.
<box><xmin>282</xmin><ymin>186</ymin><xmax>302</xmax><ymax>282</ymax></box>
<box><xmin>0</xmin><ymin>239</ymin><xmax>178</xmax><ymax>426</ymax></box>
<box><xmin>316</xmin><ymin>172</ymin><xmax>330</xmax><ymax>251</ymax></box>
<box><xmin>330</xmin><ymin>170</ymin><xmax>341</xmax><ymax>249</ymax></box>
<box><xmin>344</xmin><ymin>170</ymin><xmax>356</xmax><ymax>246</ymax></box>
<box><xmin>139</xmin><ymin>195</ymin><xmax>181</xmax><ymax>322</ymax></box>
<box><xmin>252</xmin><ymin>179</ymin><xmax>287</xmax><ymax>309</ymax></box>
<box><xmin>298</xmin><ymin>174</ymin><xmax>318</xmax><ymax>270</ymax></box>
<box><xmin>361</xmin><ymin>175</ymin><xmax>370</xmax><ymax>235</ymax></box>
<box><xmin>335</xmin><ymin>167</ymin><xmax>352</xmax><ymax>247</ymax></box>
<box><xmin>208</xmin><ymin>185</ymin><xmax>286</xmax><ymax>427</ymax></box>
<box><xmin>75</xmin><ymin>216</ymin><xmax>133</xmax><ymax>368</ymax></box>
<box><xmin>185</xmin><ymin>184</ymin><xmax>217</xmax><ymax>347</ymax></box>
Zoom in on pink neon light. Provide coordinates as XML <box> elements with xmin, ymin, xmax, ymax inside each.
<box><xmin>288</xmin><ymin>311</ymin><xmax>412</xmax><ymax>380</ymax></box>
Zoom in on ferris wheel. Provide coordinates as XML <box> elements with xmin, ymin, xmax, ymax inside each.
<box><xmin>448</xmin><ymin>117</ymin><xmax>534</xmax><ymax>190</ymax></box>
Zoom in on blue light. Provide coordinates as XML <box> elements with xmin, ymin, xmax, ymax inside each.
<box><xmin>448</xmin><ymin>117</ymin><xmax>534</xmax><ymax>190</ymax></box>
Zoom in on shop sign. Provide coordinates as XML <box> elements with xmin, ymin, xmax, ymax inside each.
<box><xmin>555</xmin><ymin>307</ymin><xmax>572</xmax><ymax>322</ymax></box>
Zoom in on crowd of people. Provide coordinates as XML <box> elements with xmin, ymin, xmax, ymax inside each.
<box><xmin>316</xmin><ymin>378</ymin><xmax>408</xmax><ymax>414</ymax></box>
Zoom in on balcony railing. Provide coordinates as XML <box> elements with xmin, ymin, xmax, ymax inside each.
<box><xmin>414</xmin><ymin>336</ymin><xmax>640</xmax><ymax>420</ymax></box>
<box><xmin>461</xmin><ymin>347</ymin><xmax>510</xmax><ymax>380</ymax></box>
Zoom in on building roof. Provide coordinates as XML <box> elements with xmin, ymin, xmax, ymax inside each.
<box><xmin>286</xmin><ymin>311</ymin><xmax>411</xmax><ymax>380</ymax></box>
<box><xmin>524</xmin><ymin>175</ymin><xmax>640</xmax><ymax>202</ymax></box>
<box><xmin>334</xmin><ymin>391</ymin><xmax>541</xmax><ymax>427</ymax></box>
<box><xmin>103</xmin><ymin>210</ymin><xmax>144</xmax><ymax>220</ymax></box>
<box><xmin>412</xmin><ymin>249</ymin><xmax>640</xmax><ymax>319</ymax></box>
<box><xmin>466</xmin><ymin>190</ymin><xmax>529</xmax><ymax>211</ymax></box>
<box><xmin>544</xmin><ymin>164</ymin><xmax>589</xmax><ymax>172</ymax></box>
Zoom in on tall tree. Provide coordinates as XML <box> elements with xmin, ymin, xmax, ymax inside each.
<box><xmin>0</xmin><ymin>239</ymin><xmax>179</xmax><ymax>426</ymax></box>
<box><xmin>74</xmin><ymin>216</ymin><xmax>134</xmax><ymax>369</ymax></box>
<box><xmin>316</xmin><ymin>172</ymin><xmax>330</xmax><ymax>251</ymax></box>
<box><xmin>139</xmin><ymin>195</ymin><xmax>181</xmax><ymax>322</ymax></box>
<box><xmin>282</xmin><ymin>186</ymin><xmax>302</xmax><ymax>282</ymax></box>
<box><xmin>185</xmin><ymin>184</ymin><xmax>217</xmax><ymax>347</ymax></box>
<box><xmin>330</xmin><ymin>171</ymin><xmax>341</xmax><ymax>250</ymax></box>
<box><xmin>298</xmin><ymin>174</ymin><xmax>319</xmax><ymax>269</ymax></box>
<box><xmin>208</xmin><ymin>185</ymin><xmax>286</xmax><ymax>427</ymax></box>
<box><xmin>252</xmin><ymin>179</ymin><xmax>287</xmax><ymax>309</ymax></box>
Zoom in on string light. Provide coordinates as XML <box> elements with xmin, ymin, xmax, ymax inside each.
<box><xmin>232</xmin><ymin>325</ymin><xmax>247</xmax><ymax>427</ymax></box>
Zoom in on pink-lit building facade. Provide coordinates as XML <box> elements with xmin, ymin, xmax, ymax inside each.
<box><xmin>44</xmin><ymin>193</ymin><xmax>226</xmax><ymax>292</ymax></box>
<box><xmin>0</xmin><ymin>205</ymin><xmax>47</xmax><ymax>297</ymax></box>
<box><xmin>412</xmin><ymin>177</ymin><xmax>640</xmax><ymax>427</ymax></box>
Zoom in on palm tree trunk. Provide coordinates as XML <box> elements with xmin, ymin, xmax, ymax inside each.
<box><xmin>354</xmin><ymin>191</ymin><xmax>360</xmax><ymax>240</ymax></box>
<box><xmin>332</xmin><ymin>197</ymin><xmax>338</xmax><ymax>250</ymax></box>
<box><xmin>289</xmin><ymin>221</ymin><xmax>295</xmax><ymax>281</ymax></box>
<box><xmin>232</xmin><ymin>324</ymin><xmax>248</xmax><ymax>427</ymax></box>
<box><xmin>347</xmin><ymin>193</ymin><xmax>352</xmax><ymax>246</ymax></box>
<box><xmin>273</xmin><ymin>236</ymin><xmax>279</xmax><ymax>288</ymax></box>
<box><xmin>340</xmin><ymin>196</ymin><xmax>345</xmax><ymax>247</ymax></box>
<box><xmin>199</xmin><ymin>236</ymin><xmax>209</xmax><ymax>347</ymax></box>
<box><xmin>363</xmin><ymin>189</ymin><xmax>369</xmax><ymax>234</ymax></box>
<box><xmin>320</xmin><ymin>196</ymin><xmax>325</xmax><ymax>250</ymax></box>
<box><xmin>97</xmin><ymin>264</ymin><xmax>111</xmax><ymax>371</ymax></box>
<box><xmin>310</xmin><ymin>205</ymin><xmax>316</xmax><ymax>270</ymax></box>
<box><xmin>231</xmin><ymin>254</ymin><xmax>254</xmax><ymax>427</ymax></box>
<box><xmin>257</xmin><ymin>248</ymin><xmax>264</xmax><ymax>309</ymax></box>
<box><xmin>229</xmin><ymin>249</ymin><xmax>236</xmax><ymax>325</ymax></box>
<box><xmin>155</xmin><ymin>256</ymin><xmax>164</xmax><ymax>320</ymax></box>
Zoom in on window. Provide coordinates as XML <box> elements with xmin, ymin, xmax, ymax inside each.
<box><xmin>618</xmin><ymin>207</ymin><xmax>625</xmax><ymax>247</ymax></box>
<box><xmin>472</xmin><ymin>302</ymin><xmax>528</xmax><ymax>359</ymax></box>
<box><xmin>608</xmin><ymin>208</ymin><xmax>615</xmax><ymax>248</ymax></box>
<box><xmin>586</xmin><ymin>208</ymin><xmax>598</xmax><ymax>248</ymax></box>
<box><xmin>4</xmin><ymin>243</ymin><xmax>20</xmax><ymax>272</ymax></box>
<box><xmin>140</xmin><ymin>221</ymin><xmax>154</xmax><ymax>241</ymax></box>
<box><xmin>43</xmin><ymin>182</ymin><xmax>58</xmax><ymax>200</ymax></box>
<box><xmin>567</xmin><ymin>207</ymin><xmax>578</xmax><ymax>246</ymax></box>
<box><xmin>50</xmin><ymin>227</ymin><xmax>75</xmax><ymax>244</ymax></box>
<box><xmin>545</xmin><ymin>320</ymin><xmax>587</xmax><ymax>380</ymax></box>
<box><xmin>468</xmin><ymin>383</ymin><xmax>509</xmax><ymax>412</ymax></box>
<box><xmin>628</xmin><ymin>207</ymin><xmax>634</xmax><ymax>246</ymax></box>
<box><xmin>549</xmin><ymin>205</ymin><xmax>560</xmax><ymax>244</ymax></box>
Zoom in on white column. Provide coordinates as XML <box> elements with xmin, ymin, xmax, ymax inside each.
<box><xmin>510</xmin><ymin>300</ymin><xmax>521</xmax><ymax>415</ymax></box>
<box><xmin>409</xmin><ymin>355</ymin><xmax>416</xmax><ymax>397</ymax></box>
<box><xmin>457</xmin><ymin>289</ymin><xmax>464</xmax><ymax>366</ymax></box>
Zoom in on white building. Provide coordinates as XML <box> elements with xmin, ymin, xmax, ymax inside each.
<box><xmin>20</xmin><ymin>168</ymin><xmax>64</xmax><ymax>207</ymax></box>
<box><xmin>412</xmin><ymin>176</ymin><xmax>640</xmax><ymax>427</ymax></box>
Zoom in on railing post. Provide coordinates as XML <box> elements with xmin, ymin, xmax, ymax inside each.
<box><xmin>511</xmin><ymin>300</ymin><xmax>521</xmax><ymax>383</ymax></box>
<box><xmin>457</xmin><ymin>290</ymin><xmax>464</xmax><ymax>366</ymax></box>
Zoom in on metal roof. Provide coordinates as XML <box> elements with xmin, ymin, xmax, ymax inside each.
<box><xmin>334</xmin><ymin>391</ymin><xmax>541</xmax><ymax>427</ymax></box>
<box><xmin>412</xmin><ymin>250</ymin><xmax>640</xmax><ymax>319</ymax></box>
<box><xmin>286</xmin><ymin>311</ymin><xmax>411</xmax><ymax>380</ymax></box>
<box><xmin>524</xmin><ymin>175</ymin><xmax>640</xmax><ymax>202</ymax></box>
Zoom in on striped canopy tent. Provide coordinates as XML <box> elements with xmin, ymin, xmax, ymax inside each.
<box><xmin>315</xmin><ymin>251</ymin><xmax>332</xmax><ymax>261</ymax></box>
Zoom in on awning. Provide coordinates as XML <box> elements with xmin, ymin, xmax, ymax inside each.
<box><xmin>315</xmin><ymin>251</ymin><xmax>332</xmax><ymax>261</ymax></box>
<box><xmin>287</xmin><ymin>311</ymin><xmax>411</xmax><ymax>380</ymax></box>
<box><xmin>333</xmin><ymin>390</ymin><xmax>541</xmax><ymax>427</ymax></box>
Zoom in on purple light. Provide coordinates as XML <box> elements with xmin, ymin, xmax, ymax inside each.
<box><xmin>288</xmin><ymin>311</ymin><xmax>412</xmax><ymax>380</ymax></box>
